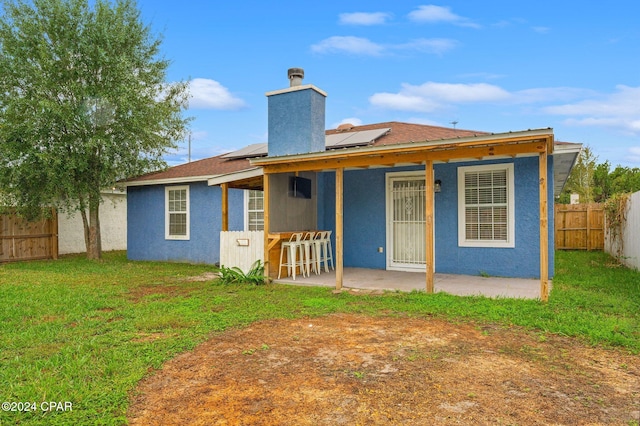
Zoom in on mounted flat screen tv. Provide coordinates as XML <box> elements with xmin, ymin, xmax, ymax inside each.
<box><xmin>290</xmin><ymin>176</ymin><xmax>312</xmax><ymax>199</ymax></box>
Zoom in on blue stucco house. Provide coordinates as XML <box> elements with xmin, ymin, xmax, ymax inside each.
<box><xmin>125</xmin><ymin>68</ymin><xmax>581</xmax><ymax>299</ymax></box>
<box><xmin>125</xmin><ymin>155</ymin><xmax>254</xmax><ymax>264</ymax></box>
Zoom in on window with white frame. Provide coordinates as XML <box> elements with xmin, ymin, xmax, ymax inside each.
<box><xmin>165</xmin><ymin>186</ymin><xmax>189</xmax><ymax>240</ymax></box>
<box><xmin>457</xmin><ymin>163</ymin><xmax>514</xmax><ymax>248</ymax></box>
<box><xmin>245</xmin><ymin>190</ymin><xmax>264</xmax><ymax>231</ymax></box>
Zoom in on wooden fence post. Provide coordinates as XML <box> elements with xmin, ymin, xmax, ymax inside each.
<box><xmin>51</xmin><ymin>208</ymin><xmax>59</xmax><ymax>260</ymax></box>
<box><xmin>586</xmin><ymin>204</ymin><xmax>591</xmax><ymax>251</ymax></box>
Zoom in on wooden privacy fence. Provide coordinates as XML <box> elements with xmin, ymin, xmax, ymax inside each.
<box><xmin>0</xmin><ymin>209</ymin><xmax>58</xmax><ymax>263</ymax></box>
<box><xmin>554</xmin><ymin>203</ymin><xmax>604</xmax><ymax>250</ymax></box>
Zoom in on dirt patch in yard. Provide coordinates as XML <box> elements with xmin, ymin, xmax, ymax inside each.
<box><xmin>128</xmin><ymin>313</ymin><xmax>640</xmax><ymax>425</ymax></box>
<box><xmin>182</xmin><ymin>272</ymin><xmax>219</xmax><ymax>282</ymax></box>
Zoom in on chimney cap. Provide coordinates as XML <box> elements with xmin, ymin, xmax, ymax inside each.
<box><xmin>288</xmin><ymin>68</ymin><xmax>304</xmax><ymax>86</ymax></box>
<box><xmin>288</xmin><ymin>68</ymin><xmax>304</xmax><ymax>79</ymax></box>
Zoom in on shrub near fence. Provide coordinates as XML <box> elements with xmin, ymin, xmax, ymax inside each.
<box><xmin>554</xmin><ymin>203</ymin><xmax>604</xmax><ymax>250</ymax></box>
<box><xmin>0</xmin><ymin>209</ymin><xmax>58</xmax><ymax>262</ymax></box>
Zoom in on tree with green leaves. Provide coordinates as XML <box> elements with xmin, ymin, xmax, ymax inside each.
<box><xmin>558</xmin><ymin>146</ymin><xmax>640</xmax><ymax>204</ymax></box>
<box><xmin>0</xmin><ymin>0</ymin><xmax>190</xmax><ymax>259</ymax></box>
<box><xmin>608</xmin><ymin>165</ymin><xmax>640</xmax><ymax>196</ymax></box>
<box><xmin>559</xmin><ymin>145</ymin><xmax>599</xmax><ymax>203</ymax></box>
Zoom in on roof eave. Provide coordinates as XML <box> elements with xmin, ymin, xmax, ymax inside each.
<box><xmin>122</xmin><ymin>175</ymin><xmax>215</xmax><ymax>187</ymax></box>
<box><xmin>251</xmin><ymin>128</ymin><xmax>555</xmax><ymax>166</ymax></box>
<box><xmin>207</xmin><ymin>167</ymin><xmax>263</xmax><ymax>187</ymax></box>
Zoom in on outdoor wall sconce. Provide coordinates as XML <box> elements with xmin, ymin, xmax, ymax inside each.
<box><xmin>434</xmin><ymin>179</ymin><xmax>442</xmax><ymax>193</ymax></box>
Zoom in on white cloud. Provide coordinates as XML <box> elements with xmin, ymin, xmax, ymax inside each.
<box><xmin>408</xmin><ymin>5</ymin><xmax>480</xmax><ymax>28</ymax></box>
<box><xmin>368</xmin><ymin>80</ymin><xmax>611</xmax><ymax>115</ymax></box>
<box><xmin>311</xmin><ymin>36</ymin><xmax>385</xmax><ymax>56</ymax></box>
<box><xmin>370</xmin><ymin>81</ymin><xmax>509</xmax><ymax>112</ymax></box>
<box><xmin>339</xmin><ymin>12</ymin><xmax>391</xmax><ymax>25</ymax></box>
<box><xmin>408</xmin><ymin>82</ymin><xmax>510</xmax><ymax>102</ymax></box>
<box><xmin>188</xmin><ymin>78</ymin><xmax>246</xmax><ymax>110</ymax></box>
<box><xmin>513</xmin><ymin>87</ymin><xmax>596</xmax><ymax>104</ymax></box>
<box><xmin>311</xmin><ymin>36</ymin><xmax>457</xmax><ymax>56</ymax></box>
<box><xmin>368</xmin><ymin>80</ymin><xmax>640</xmax><ymax>139</ymax></box>
<box><xmin>544</xmin><ymin>85</ymin><xmax>640</xmax><ymax>135</ymax></box>
<box><xmin>545</xmin><ymin>85</ymin><xmax>640</xmax><ymax>116</ymax></box>
<box><xmin>408</xmin><ymin>5</ymin><xmax>458</xmax><ymax>22</ymax></box>
<box><xmin>369</xmin><ymin>92</ymin><xmax>442</xmax><ymax>112</ymax></box>
<box><xmin>564</xmin><ymin>117</ymin><xmax>640</xmax><ymax>134</ymax></box>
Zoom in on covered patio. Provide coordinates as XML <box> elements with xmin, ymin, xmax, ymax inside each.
<box><xmin>251</xmin><ymin>129</ymin><xmax>555</xmax><ymax>301</ymax></box>
<box><xmin>209</xmin><ymin>125</ymin><xmax>579</xmax><ymax>301</ymax></box>
<box><xmin>274</xmin><ymin>268</ymin><xmax>543</xmax><ymax>299</ymax></box>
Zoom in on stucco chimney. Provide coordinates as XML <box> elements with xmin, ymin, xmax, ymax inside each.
<box><xmin>266</xmin><ymin>69</ymin><xmax>327</xmax><ymax>157</ymax></box>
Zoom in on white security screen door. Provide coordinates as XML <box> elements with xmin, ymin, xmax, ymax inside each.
<box><xmin>386</xmin><ymin>172</ymin><xmax>428</xmax><ymax>271</ymax></box>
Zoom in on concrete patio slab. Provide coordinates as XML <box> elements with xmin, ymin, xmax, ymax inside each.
<box><xmin>274</xmin><ymin>267</ymin><xmax>545</xmax><ymax>300</ymax></box>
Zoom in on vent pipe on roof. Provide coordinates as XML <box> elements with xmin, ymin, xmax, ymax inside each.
<box><xmin>288</xmin><ymin>68</ymin><xmax>304</xmax><ymax>87</ymax></box>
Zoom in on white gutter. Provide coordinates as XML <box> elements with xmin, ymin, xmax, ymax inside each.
<box><xmin>122</xmin><ymin>175</ymin><xmax>215</xmax><ymax>187</ymax></box>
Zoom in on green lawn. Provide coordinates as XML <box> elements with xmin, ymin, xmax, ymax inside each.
<box><xmin>1</xmin><ymin>250</ymin><xmax>638</xmax><ymax>425</ymax></box>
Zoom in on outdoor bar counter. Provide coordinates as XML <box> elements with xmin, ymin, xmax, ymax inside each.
<box><xmin>266</xmin><ymin>231</ymin><xmax>328</xmax><ymax>279</ymax></box>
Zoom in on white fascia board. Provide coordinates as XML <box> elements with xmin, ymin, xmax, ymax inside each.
<box><xmin>552</xmin><ymin>142</ymin><xmax>583</xmax><ymax>155</ymax></box>
<box><xmin>207</xmin><ymin>167</ymin><xmax>263</xmax><ymax>187</ymax></box>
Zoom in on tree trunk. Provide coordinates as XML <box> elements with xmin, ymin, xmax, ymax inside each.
<box><xmin>85</xmin><ymin>194</ymin><xmax>102</xmax><ymax>260</ymax></box>
<box><xmin>80</xmin><ymin>209</ymin><xmax>90</xmax><ymax>254</ymax></box>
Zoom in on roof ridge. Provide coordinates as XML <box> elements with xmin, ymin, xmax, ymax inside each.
<box><xmin>327</xmin><ymin>120</ymin><xmax>488</xmax><ymax>135</ymax></box>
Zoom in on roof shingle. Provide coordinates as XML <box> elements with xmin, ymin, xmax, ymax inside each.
<box><xmin>126</xmin><ymin>121</ymin><xmax>490</xmax><ymax>184</ymax></box>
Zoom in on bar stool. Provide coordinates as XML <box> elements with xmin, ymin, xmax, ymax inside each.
<box><xmin>316</xmin><ymin>230</ymin><xmax>335</xmax><ymax>273</ymax></box>
<box><xmin>311</xmin><ymin>232</ymin><xmax>324</xmax><ymax>275</ymax></box>
<box><xmin>300</xmin><ymin>232</ymin><xmax>317</xmax><ymax>276</ymax></box>
<box><xmin>278</xmin><ymin>232</ymin><xmax>305</xmax><ymax>280</ymax></box>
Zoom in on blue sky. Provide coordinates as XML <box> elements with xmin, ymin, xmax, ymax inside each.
<box><xmin>136</xmin><ymin>1</ymin><xmax>640</xmax><ymax>167</ymax></box>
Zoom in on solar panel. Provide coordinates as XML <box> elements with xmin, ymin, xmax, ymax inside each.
<box><xmin>221</xmin><ymin>127</ymin><xmax>391</xmax><ymax>159</ymax></box>
<box><xmin>325</xmin><ymin>133</ymin><xmax>353</xmax><ymax>147</ymax></box>
<box><xmin>221</xmin><ymin>143</ymin><xmax>268</xmax><ymax>159</ymax></box>
<box><xmin>326</xmin><ymin>128</ymin><xmax>391</xmax><ymax>149</ymax></box>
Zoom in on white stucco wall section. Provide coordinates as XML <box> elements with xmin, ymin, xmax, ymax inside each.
<box><xmin>605</xmin><ymin>190</ymin><xmax>640</xmax><ymax>271</ymax></box>
<box><xmin>58</xmin><ymin>192</ymin><xmax>127</xmax><ymax>255</ymax></box>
